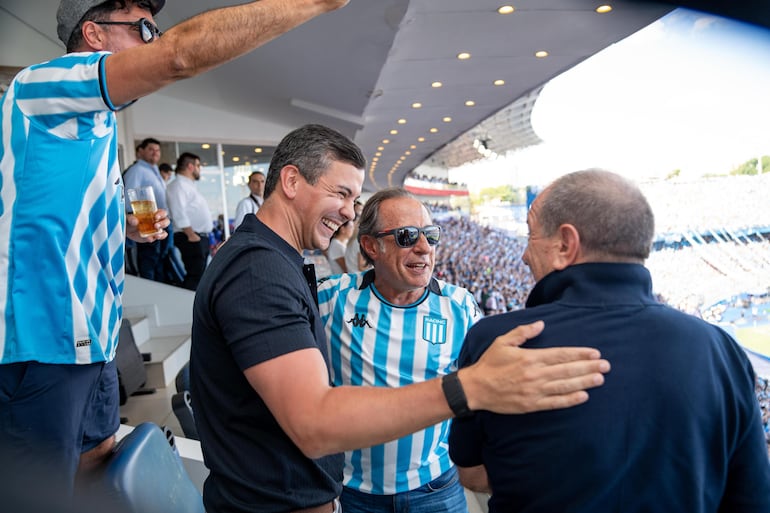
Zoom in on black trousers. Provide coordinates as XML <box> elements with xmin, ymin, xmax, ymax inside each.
<box><xmin>173</xmin><ymin>232</ymin><xmax>210</xmax><ymax>291</ymax></box>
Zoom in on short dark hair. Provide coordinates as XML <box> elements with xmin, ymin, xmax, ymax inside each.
<box><xmin>158</xmin><ymin>162</ymin><xmax>172</xmax><ymax>173</ymax></box>
<box><xmin>175</xmin><ymin>152</ymin><xmax>200</xmax><ymax>173</ymax></box>
<box><xmin>264</xmin><ymin>124</ymin><xmax>365</xmax><ymax>199</ymax></box>
<box><xmin>539</xmin><ymin>169</ymin><xmax>655</xmax><ymax>260</ymax></box>
<box><xmin>136</xmin><ymin>137</ymin><xmax>161</xmax><ymax>150</ymax></box>
<box><xmin>248</xmin><ymin>171</ymin><xmax>265</xmax><ymax>180</ymax></box>
<box><xmin>357</xmin><ymin>187</ymin><xmax>419</xmax><ymax>266</ymax></box>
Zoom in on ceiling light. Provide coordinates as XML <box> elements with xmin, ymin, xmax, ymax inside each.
<box><xmin>201</xmin><ymin>143</ymin><xmax>211</xmax><ymax>149</ymax></box>
<box><xmin>397</xmin><ymin>118</ymin><xmax>407</xmax><ymax>124</ymax></box>
<box><xmin>411</xmin><ymin>102</ymin><xmax>423</xmax><ymax>109</ymax></box>
<box><xmin>410</xmin><ymin>145</ymin><xmax>417</xmax><ymax>149</ymax></box>
<box><xmin>429</xmin><ymin>128</ymin><xmax>438</xmax><ymax>133</ymax></box>
<box><xmin>375</xmin><ymin>152</ymin><xmax>382</xmax><ymax>156</ymax></box>
<box><xmin>232</xmin><ymin>157</ymin><xmax>240</xmax><ymax>162</ymax></box>
<box><xmin>596</xmin><ymin>5</ymin><xmax>612</xmax><ymax>14</ymax></box>
<box><xmin>389</xmin><ymin>129</ymin><xmax>398</xmax><ymax>135</ymax></box>
<box><xmin>493</xmin><ymin>79</ymin><xmax>505</xmax><ymax>86</ymax></box>
<box><xmin>498</xmin><ymin>5</ymin><xmax>515</xmax><ymax>15</ymax></box>
<box><xmin>418</xmin><ymin>137</ymin><xmax>426</xmax><ymax>142</ymax></box>
<box><xmin>443</xmin><ymin>117</ymin><xmax>452</xmax><ymax>123</ymax></box>
<box><xmin>377</xmin><ymin>146</ymin><xmax>384</xmax><ymax>151</ymax></box>
<box><xmin>382</xmin><ymin>139</ymin><xmax>390</xmax><ymax>144</ymax></box>
<box><xmin>457</xmin><ymin>52</ymin><xmax>471</xmax><ymax>60</ymax></box>
<box><xmin>254</xmin><ymin>148</ymin><xmax>262</xmax><ymax>153</ymax></box>
<box><xmin>405</xmin><ymin>151</ymin><xmax>411</xmax><ymax>155</ymax></box>
<box><xmin>431</xmin><ymin>81</ymin><xmax>443</xmax><ymax>88</ymax></box>
<box><xmin>535</xmin><ymin>50</ymin><xmax>549</xmax><ymax>58</ymax></box>
<box><xmin>465</xmin><ymin>100</ymin><xmax>476</xmax><ymax>107</ymax></box>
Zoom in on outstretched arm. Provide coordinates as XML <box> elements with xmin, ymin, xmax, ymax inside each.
<box><xmin>105</xmin><ymin>0</ymin><xmax>349</xmax><ymax>105</ymax></box>
<box><xmin>246</xmin><ymin>320</ymin><xmax>610</xmax><ymax>458</ymax></box>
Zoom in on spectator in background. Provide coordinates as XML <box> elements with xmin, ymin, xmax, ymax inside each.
<box><xmin>159</xmin><ymin>162</ymin><xmax>173</xmax><ymax>182</ymax></box>
<box><xmin>344</xmin><ymin>199</ymin><xmax>371</xmax><ymax>273</ymax></box>
<box><xmin>233</xmin><ymin>170</ymin><xmax>265</xmax><ymax>230</ymax></box>
<box><xmin>449</xmin><ymin>169</ymin><xmax>770</xmax><ymax>512</ymax></box>
<box><xmin>123</xmin><ymin>137</ymin><xmax>171</xmax><ymax>282</ymax></box>
<box><xmin>166</xmin><ymin>152</ymin><xmax>212</xmax><ymax>291</ymax></box>
<box><xmin>318</xmin><ymin>188</ymin><xmax>480</xmax><ymax>513</ymax></box>
<box><xmin>326</xmin><ymin>220</ymin><xmax>354</xmax><ymax>275</ymax></box>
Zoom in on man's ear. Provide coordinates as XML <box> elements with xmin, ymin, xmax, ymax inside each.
<box><xmin>81</xmin><ymin>21</ymin><xmax>106</xmax><ymax>50</ymax></box>
<box><xmin>552</xmin><ymin>224</ymin><xmax>581</xmax><ymax>270</ymax></box>
<box><xmin>359</xmin><ymin>235</ymin><xmax>379</xmax><ymax>263</ymax></box>
<box><xmin>279</xmin><ymin>165</ymin><xmax>300</xmax><ymax>199</ymax></box>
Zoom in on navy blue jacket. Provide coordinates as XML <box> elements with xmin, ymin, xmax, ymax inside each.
<box><xmin>449</xmin><ymin>263</ymin><xmax>770</xmax><ymax>513</ymax></box>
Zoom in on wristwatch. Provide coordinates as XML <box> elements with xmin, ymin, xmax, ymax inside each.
<box><xmin>442</xmin><ymin>371</ymin><xmax>472</xmax><ymax>418</ymax></box>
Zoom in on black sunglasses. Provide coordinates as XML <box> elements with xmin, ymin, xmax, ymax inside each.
<box><xmin>95</xmin><ymin>18</ymin><xmax>163</xmax><ymax>44</ymax></box>
<box><xmin>375</xmin><ymin>225</ymin><xmax>441</xmax><ymax>248</ymax></box>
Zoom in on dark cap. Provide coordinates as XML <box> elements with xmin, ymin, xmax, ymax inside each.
<box><xmin>56</xmin><ymin>0</ymin><xmax>165</xmax><ymax>46</ymax></box>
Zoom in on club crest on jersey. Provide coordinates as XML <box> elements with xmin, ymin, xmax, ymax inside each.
<box><xmin>422</xmin><ymin>316</ymin><xmax>447</xmax><ymax>345</ymax></box>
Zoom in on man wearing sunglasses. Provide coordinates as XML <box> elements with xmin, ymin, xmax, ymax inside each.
<box><xmin>316</xmin><ymin>188</ymin><xmax>481</xmax><ymax>513</ymax></box>
<box><xmin>0</xmin><ymin>0</ymin><xmax>351</xmax><ymax>506</ymax></box>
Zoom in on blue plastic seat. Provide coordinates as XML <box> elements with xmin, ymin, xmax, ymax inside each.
<box><xmin>100</xmin><ymin>422</ymin><xmax>205</xmax><ymax>513</ymax></box>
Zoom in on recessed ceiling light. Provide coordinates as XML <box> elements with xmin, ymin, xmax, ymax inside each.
<box><xmin>410</xmin><ymin>145</ymin><xmax>417</xmax><ymax>149</ymax></box>
<box><xmin>389</xmin><ymin>129</ymin><xmax>398</xmax><ymax>135</ymax></box>
<box><xmin>201</xmin><ymin>143</ymin><xmax>211</xmax><ymax>149</ymax></box>
<box><xmin>232</xmin><ymin>157</ymin><xmax>240</xmax><ymax>162</ymax></box>
<box><xmin>377</xmin><ymin>146</ymin><xmax>384</xmax><ymax>151</ymax></box>
<box><xmin>397</xmin><ymin>118</ymin><xmax>407</xmax><ymax>124</ymax></box>
<box><xmin>465</xmin><ymin>100</ymin><xmax>476</xmax><ymax>107</ymax></box>
<box><xmin>443</xmin><ymin>116</ymin><xmax>452</xmax><ymax>123</ymax></box>
<box><xmin>429</xmin><ymin>128</ymin><xmax>438</xmax><ymax>133</ymax></box>
<box><xmin>535</xmin><ymin>50</ymin><xmax>549</xmax><ymax>58</ymax></box>
<box><xmin>411</xmin><ymin>102</ymin><xmax>423</xmax><ymax>109</ymax></box>
<box><xmin>417</xmin><ymin>137</ymin><xmax>426</xmax><ymax>142</ymax></box>
<box><xmin>405</xmin><ymin>151</ymin><xmax>411</xmax><ymax>155</ymax></box>
<box><xmin>596</xmin><ymin>5</ymin><xmax>612</xmax><ymax>14</ymax></box>
<box><xmin>498</xmin><ymin>5</ymin><xmax>515</xmax><ymax>15</ymax></box>
<box><xmin>431</xmin><ymin>81</ymin><xmax>443</xmax><ymax>88</ymax></box>
<box><xmin>493</xmin><ymin>79</ymin><xmax>505</xmax><ymax>86</ymax></box>
<box><xmin>382</xmin><ymin>139</ymin><xmax>390</xmax><ymax>144</ymax></box>
<box><xmin>254</xmin><ymin>148</ymin><xmax>262</xmax><ymax>153</ymax></box>
<box><xmin>457</xmin><ymin>52</ymin><xmax>471</xmax><ymax>60</ymax></box>
<box><xmin>375</xmin><ymin>152</ymin><xmax>382</xmax><ymax>157</ymax></box>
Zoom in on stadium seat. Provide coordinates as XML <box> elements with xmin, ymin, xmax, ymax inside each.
<box><xmin>99</xmin><ymin>422</ymin><xmax>204</xmax><ymax>513</ymax></box>
<box><xmin>171</xmin><ymin>362</ymin><xmax>199</xmax><ymax>440</ymax></box>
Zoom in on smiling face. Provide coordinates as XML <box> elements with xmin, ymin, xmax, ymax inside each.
<box><xmin>366</xmin><ymin>197</ymin><xmax>435</xmax><ymax>305</ymax></box>
<box><xmin>294</xmin><ymin>159</ymin><xmax>363</xmax><ymax>252</ymax></box>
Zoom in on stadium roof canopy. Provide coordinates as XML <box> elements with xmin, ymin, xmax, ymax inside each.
<box><xmin>5</xmin><ymin>0</ymin><xmax>768</xmax><ymax>191</ymax></box>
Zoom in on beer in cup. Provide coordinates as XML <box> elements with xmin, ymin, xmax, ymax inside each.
<box><xmin>126</xmin><ymin>186</ymin><xmax>162</xmax><ymax>237</ymax></box>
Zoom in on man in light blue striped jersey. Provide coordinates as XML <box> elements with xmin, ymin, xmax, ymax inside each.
<box><xmin>0</xmin><ymin>0</ymin><xmax>351</xmax><ymax>504</ymax></box>
<box><xmin>318</xmin><ymin>188</ymin><xmax>481</xmax><ymax>513</ymax></box>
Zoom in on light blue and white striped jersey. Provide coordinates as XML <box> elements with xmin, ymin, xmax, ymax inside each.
<box><xmin>318</xmin><ymin>271</ymin><xmax>482</xmax><ymax>494</ymax></box>
<box><xmin>0</xmin><ymin>52</ymin><xmax>126</xmax><ymax>364</ymax></box>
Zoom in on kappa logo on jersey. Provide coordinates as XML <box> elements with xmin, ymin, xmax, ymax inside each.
<box><xmin>347</xmin><ymin>312</ymin><xmax>373</xmax><ymax>328</ymax></box>
<box><xmin>422</xmin><ymin>316</ymin><xmax>447</xmax><ymax>345</ymax></box>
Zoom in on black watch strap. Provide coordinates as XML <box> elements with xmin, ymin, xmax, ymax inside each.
<box><xmin>442</xmin><ymin>371</ymin><xmax>472</xmax><ymax>418</ymax></box>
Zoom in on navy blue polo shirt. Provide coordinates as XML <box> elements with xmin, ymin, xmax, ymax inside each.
<box><xmin>449</xmin><ymin>263</ymin><xmax>770</xmax><ymax>512</ymax></box>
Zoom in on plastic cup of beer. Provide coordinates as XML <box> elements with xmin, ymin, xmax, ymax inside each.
<box><xmin>127</xmin><ymin>186</ymin><xmax>162</xmax><ymax>237</ymax></box>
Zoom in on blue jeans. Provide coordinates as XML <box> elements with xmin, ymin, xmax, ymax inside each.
<box><xmin>340</xmin><ymin>467</ymin><xmax>468</xmax><ymax>513</ymax></box>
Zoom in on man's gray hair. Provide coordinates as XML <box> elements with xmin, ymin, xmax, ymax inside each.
<box><xmin>357</xmin><ymin>187</ymin><xmax>419</xmax><ymax>266</ymax></box>
<box><xmin>538</xmin><ymin>169</ymin><xmax>655</xmax><ymax>260</ymax></box>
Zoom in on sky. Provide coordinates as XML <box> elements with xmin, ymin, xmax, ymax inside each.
<box><xmin>449</xmin><ymin>8</ymin><xmax>770</xmax><ymax>191</ymax></box>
